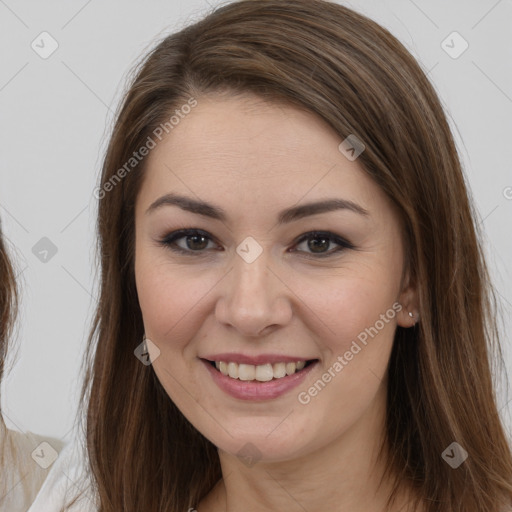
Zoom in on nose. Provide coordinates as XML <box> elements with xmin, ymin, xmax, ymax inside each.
<box><xmin>214</xmin><ymin>248</ymin><xmax>293</xmax><ymax>338</ymax></box>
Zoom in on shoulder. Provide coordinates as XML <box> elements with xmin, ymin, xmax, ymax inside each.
<box><xmin>1</xmin><ymin>426</ymin><xmax>65</xmax><ymax>512</ymax></box>
<box><xmin>27</xmin><ymin>433</ymin><xmax>97</xmax><ymax>512</ymax></box>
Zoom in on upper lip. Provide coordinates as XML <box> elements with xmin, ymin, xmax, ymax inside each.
<box><xmin>202</xmin><ymin>353</ymin><xmax>317</xmax><ymax>365</ymax></box>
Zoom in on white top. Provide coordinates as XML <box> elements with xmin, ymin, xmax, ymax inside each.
<box><xmin>0</xmin><ymin>422</ymin><xmax>65</xmax><ymax>512</ymax></box>
<box><xmin>27</xmin><ymin>433</ymin><xmax>97</xmax><ymax>512</ymax></box>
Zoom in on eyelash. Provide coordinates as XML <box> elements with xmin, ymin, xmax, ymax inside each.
<box><xmin>158</xmin><ymin>229</ymin><xmax>355</xmax><ymax>258</ymax></box>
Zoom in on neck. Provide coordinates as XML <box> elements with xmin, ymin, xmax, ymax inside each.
<box><xmin>199</xmin><ymin>384</ymin><xmax>421</xmax><ymax>512</ymax></box>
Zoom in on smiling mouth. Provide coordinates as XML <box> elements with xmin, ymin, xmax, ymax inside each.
<box><xmin>205</xmin><ymin>359</ymin><xmax>318</xmax><ymax>382</ymax></box>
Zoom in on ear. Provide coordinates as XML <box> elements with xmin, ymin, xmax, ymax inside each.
<box><xmin>396</xmin><ymin>267</ymin><xmax>419</xmax><ymax>328</ymax></box>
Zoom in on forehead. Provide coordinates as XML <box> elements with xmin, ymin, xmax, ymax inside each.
<box><xmin>138</xmin><ymin>94</ymin><xmax>394</xmax><ymax>223</ymax></box>
<box><xmin>157</xmin><ymin>94</ymin><xmax>341</xmax><ymax>170</ymax></box>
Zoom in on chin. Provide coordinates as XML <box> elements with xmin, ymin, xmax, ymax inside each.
<box><xmin>195</xmin><ymin>412</ymin><xmax>329</xmax><ymax>465</ymax></box>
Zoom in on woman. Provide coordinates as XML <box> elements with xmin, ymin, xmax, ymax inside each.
<box><xmin>0</xmin><ymin>221</ymin><xmax>64</xmax><ymax>511</ymax></box>
<box><xmin>32</xmin><ymin>0</ymin><xmax>512</xmax><ymax>510</ymax></box>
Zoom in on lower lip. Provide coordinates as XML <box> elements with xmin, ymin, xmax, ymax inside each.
<box><xmin>201</xmin><ymin>359</ymin><xmax>318</xmax><ymax>401</ymax></box>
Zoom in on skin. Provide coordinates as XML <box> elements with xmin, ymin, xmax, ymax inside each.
<box><xmin>134</xmin><ymin>94</ymin><xmax>421</xmax><ymax>512</ymax></box>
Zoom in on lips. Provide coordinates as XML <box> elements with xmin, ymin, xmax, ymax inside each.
<box><xmin>200</xmin><ymin>356</ymin><xmax>319</xmax><ymax>401</ymax></box>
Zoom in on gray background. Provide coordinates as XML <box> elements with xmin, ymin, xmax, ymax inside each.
<box><xmin>0</xmin><ymin>0</ymin><xmax>511</xmax><ymax>442</ymax></box>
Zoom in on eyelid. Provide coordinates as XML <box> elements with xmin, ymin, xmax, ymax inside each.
<box><xmin>159</xmin><ymin>229</ymin><xmax>220</xmax><ymax>254</ymax></box>
<box><xmin>158</xmin><ymin>228</ymin><xmax>354</xmax><ymax>257</ymax></box>
<box><xmin>290</xmin><ymin>231</ymin><xmax>354</xmax><ymax>259</ymax></box>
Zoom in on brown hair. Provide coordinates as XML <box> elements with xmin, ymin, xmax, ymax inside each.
<box><xmin>0</xmin><ymin>220</ymin><xmax>18</xmax><ymax>473</ymax></box>
<box><xmin>82</xmin><ymin>1</ymin><xmax>512</xmax><ymax>510</ymax></box>
<box><xmin>0</xmin><ymin>222</ymin><xmax>17</xmax><ymax>403</ymax></box>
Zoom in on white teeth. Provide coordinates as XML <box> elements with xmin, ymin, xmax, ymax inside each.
<box><xmin>285</xmin><ymin>362</ymin><xmax>296</xmax><ymax>375</ymax></box>
<box><xmin>219</xmin><ymin>361</ymin><xmax>229</xmax><ymax>376</ymax></box>
<box><xmin>238</xmin><ymin>364</ymin><xmax>255</xmax><ymax>381</ymax></box>
<box><xmin>272</xmin><ymin>362</ymin><xmax>287</xmax><ymax>378</ymax></box>
<box><xmin>255</xmin><ymin>364</ymin><xmax>274</xmax><ymax>382</ymax></box>
<box><xmin>227</xmin><ymin>362</ymin><xmax>238</xmax><ymax>379</ymax></box>
<box><xmin>212</xmin><ymin>360</ymin><xmax>309</xmax><ymax>381</ymax></box>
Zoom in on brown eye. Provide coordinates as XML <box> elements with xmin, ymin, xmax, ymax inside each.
<box><xmin>160</xmin><ymin>229</ymin><xmax>218</xmax><ymax>255</ymax></box>
<box><xmin>292</xmin><ymin>231</ymin><xmax>354</xmax><ymax>257</ymax></box>
<box><xmin>159</xmin><ymin>229</ymin><xmax>354</xmax><ymax>258</ymax></box>
<box><xmin>306</xmin><ymin>236</ymin><xmax>330</xmax><ymax>253</ymax></box>
<box><xmin>182</xmin><ymin>234</ymin><xmax>209</xmax><ymax>251</ymax></box>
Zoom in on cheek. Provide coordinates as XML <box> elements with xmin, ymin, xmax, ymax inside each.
<box><xmin>292</xmin><ymin>267</ymin><xmax>399</xmax><ymax>346</ymax></box>
<box><xmin>290</xmin><ymin>271</ymin><xmax>399</xmax><ymax>403</ymax></box>
<box><xmin>334</xmin><ymin>284</ymin><xmax>397</xmax><ymax>338</ymax></box>
<box><xmin>135</xmin><ymin>257</ymin><xmax>212</xmax><ymax>409</ymax></box>
<box><xmin>136</xmin><ymin>263</ymin><xmax>178</xmax><ymax>341</ymax></box>
<box><xmin>135</xmin><ymin>252</ymin><xmax>216</xmax><ymax>349</ymax></box>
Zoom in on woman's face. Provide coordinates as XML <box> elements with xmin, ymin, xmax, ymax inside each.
<box><xmin>134</xmin><ymin>94</ymin><xmax>416</xmax><ymax>462</ymax></box>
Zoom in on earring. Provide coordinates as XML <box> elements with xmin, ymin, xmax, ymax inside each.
<box><xmin>408</xmin><ymin>310</ymin><xmax>419</xmax><ymax>325</ymax></box>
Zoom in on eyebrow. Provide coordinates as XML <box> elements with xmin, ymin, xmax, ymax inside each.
<box><xmin>146</xmin><ymin>192</ymin><xmax>369</xmax><ymax>224</ymax></box>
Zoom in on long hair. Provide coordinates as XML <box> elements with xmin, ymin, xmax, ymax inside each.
<box><xmin>0</xmin><ymin>220</ymin><xmax>19</xmax><ymax>481</ymax></box>
<box><xmin>83</xmin><ymin>1</ymin><xmax>512</xmax><ymax>510</ymax></box>
<box><xmin>0</xmin><ymin>221</ymin><xmax>17</xmax><ymax>409</ymax></box>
